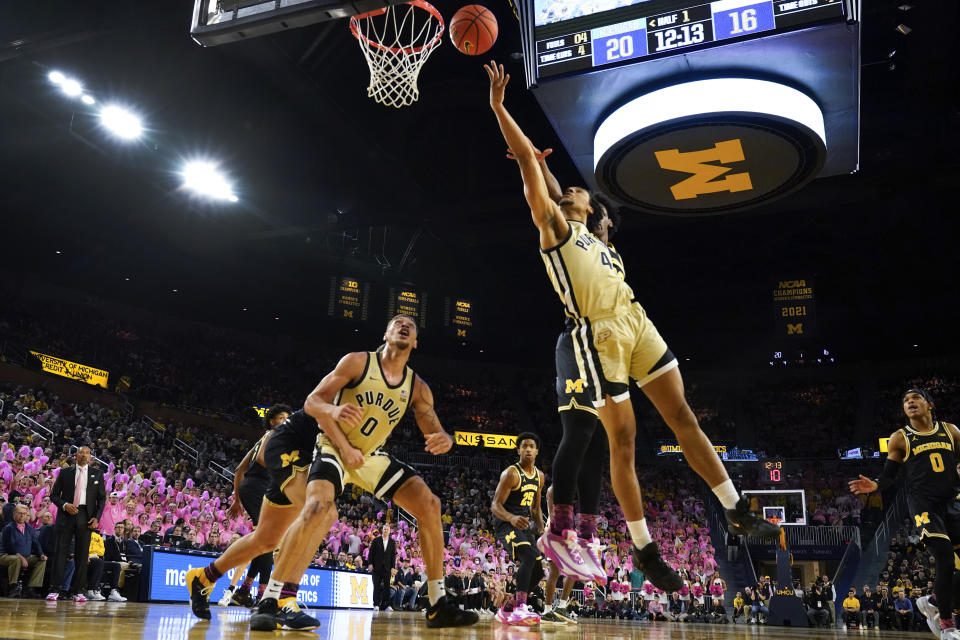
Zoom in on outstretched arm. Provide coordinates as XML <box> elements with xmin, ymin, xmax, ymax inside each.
<box><xmin>412</xmin><ymin>376</ymin><xmax>453</xmax><ymax>455</ymax></box>
<box><xmin>484</xmin><ymin>60</ymin><xmax>567</xmax><ymax>247</ymax></box>
<box><xmin>508</xmin><ymin>146</ymin><xmax>562</xmax><ymax>203</ymax></box>
<box><xmin>849</xmin><ymin>430</ymin><xmax>905</xmax><ymax>494</ymax></box>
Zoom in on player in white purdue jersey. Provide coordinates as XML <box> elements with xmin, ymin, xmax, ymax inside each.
<box><xmin>484</xmin><ymin>59</ymin><xmax>779</xmax><ymax>588</ymax></box>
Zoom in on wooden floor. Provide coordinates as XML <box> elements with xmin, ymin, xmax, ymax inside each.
<box><xmin>0</xmin><ymin>600</ymin><xmax>925</xmax><ymax>640</ymax></box>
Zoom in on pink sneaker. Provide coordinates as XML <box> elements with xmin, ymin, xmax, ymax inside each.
<box><xmin>45</xmin><ymin>592</ymin><xmax>60</xmax><ymax>601</ymax></box>
<box><xmin>495</xmin><ymin>605</ymin><xmax>540</xmax><ymax>626</ymax></box>
<box><xmin>537</xmin><ymin>529</ymin><xmax>594</xmax><ymax>581</ymax></box>
<box><xmin>580</xmin><ymin>537</ymin><xmax>608</xmax><ymax>585</ymax></box>
<box><xmin>73</xmin><ymin>593</ymin><xmax>87</xmax><ymax>603</ymax></box>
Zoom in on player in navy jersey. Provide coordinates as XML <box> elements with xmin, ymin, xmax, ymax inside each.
<box><xmin>851</xmin><ymin>389</ymin><xmax>960</xmax><ymax>640</ymax></box>
<box><xmin>491</xmin><ymin>433</ymin><xmax>545</xmax><ymax>626</ymax></box>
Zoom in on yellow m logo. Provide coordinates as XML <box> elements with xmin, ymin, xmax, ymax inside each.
<box><xmin>915</xmin><ymin>512</ymin><xmax>930</xmax><ymax>527</ymax></box>
<box><xmin>280</xmin><ymin>450</ymin><xmax>300</xmax><ymax>468</ymax></box>
<box><xmin>786</xmin><ymin>323</ymin><xmax>803</xmax><ymax>335</ymax></box>
<box><xmin>565</xmin><ymin>378</ymin><xmax>585</xmax><ymax>394</ymax></box>
<box><xmin>344</xmin><ymin>310</ymin><xmax>354</xmax><ymax>318</ymax></box>
<box><xmin>349</xmin><ymin>576</ymin><xmax>369</xmax><ymax>604</ymax></box>
<box><xmin>457</xmin><ymin>329</ymin><xmax>466</xmax><ymax>337</ymax></box>
<box><xmin>654</xmin><ymin>139</ymin><xmax>753</xmax><ymax>200</ymax></box>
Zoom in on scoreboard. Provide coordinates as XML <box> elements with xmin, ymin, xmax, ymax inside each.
<box><xmin>388</xmin><ymin>287</ymin><xmax>427</xmax><ymax>328</ymax></box>
<box><xmin>534</xmin><ymin>0</ymin><xmax>845</xmax><ymax>78</ymax></box>
<box><xmin>444</xmin><ymin>297</ymin><xmax>475</xmax><ymax>340</ymax></box>
<box><xmin>327</xmin><ymin>276</ymin><xmax>369</xmax><ymax>322</ymax></box>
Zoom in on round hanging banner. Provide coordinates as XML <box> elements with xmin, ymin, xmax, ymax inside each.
<box><xmin>593</xmin><ymin>78</ymin><xmax>827</xmax><ymax>215</ymax></box>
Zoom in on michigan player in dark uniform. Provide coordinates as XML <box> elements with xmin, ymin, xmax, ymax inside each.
<box><xmin>248</xmin><ymin>315</ymin><xmax>478</xmax><ymax>631</ymax></box>
<box><xmin>851</xmin><ymin>389</ymin><xmax>960</xmax><ymax>640</ymax></box>
<box><xmin>484</xmin><ymin>59</ymin><xmax>779</xmax><ymax>591</ymax></box>
<box><xmin>186</xmin><ymin>406</ymin><xmax>324</xmax><ymax>620</ymax></box>
<box><xmin>220</xmin><ymin>403</ymin><xmax>293</xmax><ymax>607</ymax></box>
<box><xmin>491</xmin><ymin>433</ymin><xmax>545</xmax><ymax>626</ymax></box>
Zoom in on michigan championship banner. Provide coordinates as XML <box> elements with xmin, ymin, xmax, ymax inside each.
<box><xmin>29</xmin><ymin>350</ymin><xmax>109</xmax><ymax>389</ymax></box>
<box><xmin>454</xmin><ymin>432</ymin><xmax>517</xmax><ymax>449</ymax></box>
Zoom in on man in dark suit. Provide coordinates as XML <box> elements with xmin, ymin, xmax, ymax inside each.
<box><xmin>368</xmin><ymin>524</ymin><xmax>396</xmax><ymax>611</ymax></box>
<box><xmin>46</xmin><ymin>447</ymin><xmax>106</xmax><ymax>602</ymax></box>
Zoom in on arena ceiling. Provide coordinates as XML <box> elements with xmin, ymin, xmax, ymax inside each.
<box><xmin>0</xmin><ymin>1</ymin><xmax>957</xmax><ymax>365</ymax></box>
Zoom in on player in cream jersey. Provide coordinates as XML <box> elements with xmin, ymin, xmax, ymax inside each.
<box><xmin>485</xmin><ymin>60</ymin><xmax>779</xmax><ymax>589</ymax></box>
<box><xmin>249</xmin><ymin>314</ymin><xmax>478</xmax><ymax>632</ymax></box>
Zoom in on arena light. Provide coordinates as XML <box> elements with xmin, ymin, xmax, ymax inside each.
<box><xmin>60</xmin><ymin>78</ymin><xmax>83</xmax><ymax>97</ymax></box>
<box><xmin>48</xmin><ymin>70</ymin><xmax>66</xmax><ymax>85</ymax></box>
<box><xmin>181</xmin><ymin>160</ymin><xmax>238</xmax><ymax>202</ymax></box>
<box><xmin>81</xmin><ymin>95</ymin><xmax>96</xmax><ymax>105</ymax></box>
<box><xmin>99</xmin><ymin>105</ymin><xmax>143</xmax><ymax>140</ymax></box>
<box><xmin>594</xmin><ymin>78</ymin><xmax>826</xmax><ymax>170</ymax></box>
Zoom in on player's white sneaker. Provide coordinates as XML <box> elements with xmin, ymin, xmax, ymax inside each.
<box><xmin>218</xmin><ymin>588</ymin><xmax>234</xmax><ymax>607</ymax></box>
<box><xmin>107</xmin><ymin>589</ymin><xmax>127</xmax><ymax>602</ymax></box>
<box><xmin>85</xmin><ymin>589</ymin><xmax>105</xmax><ymax>601</ymax></box>
<box><xmin>537</xmin><ymin>529</ymin><xmax>593</xmax><ymax>581</ymax></box>
<box><xmin>917</xmin><ymin>595</ymin><xmax>941</xmax><ymax>636</ymax></box>
<box><xmin>579</xmin><ymin>536</ymin><xmax>608</xmax><ymax>585</ymax></box>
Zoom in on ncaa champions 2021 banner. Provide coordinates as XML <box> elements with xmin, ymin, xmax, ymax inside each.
<box><xmin>145</xmin><ymin>548</ymin><xmax>373</xmax><ymax>608</ymax></box>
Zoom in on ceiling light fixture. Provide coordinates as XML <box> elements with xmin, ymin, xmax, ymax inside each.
<box><xmin>100</xmin><ymin>105</ymin><xmax>143</xmax><ymax>140</ymax></box>
<box><xmin>181</xmin><ymin>161</ymin><xmax>238</xmax><ymax>202</ymax></box>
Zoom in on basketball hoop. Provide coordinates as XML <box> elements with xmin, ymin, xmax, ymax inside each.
<box><xmin>349</xmin><ymin>1</ymin><xmax>444</xmax><ymax>108</ymax></box>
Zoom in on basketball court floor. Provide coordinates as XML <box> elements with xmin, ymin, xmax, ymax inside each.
<box><xmin>0</xmin><ymin>600</ymin><xmax>920</xmax><ymax>640</ymax></box>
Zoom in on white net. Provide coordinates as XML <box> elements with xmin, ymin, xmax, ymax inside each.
<box><xmin>350</xmin><ymin>1</ymin><xmax>444</xmax><ymax>109</ymax></box>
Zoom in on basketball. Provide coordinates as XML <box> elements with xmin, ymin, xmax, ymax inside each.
<box><xmin>450</xmin><ymin>5</ymin><xmax>498</xmax><ymax>56</ymax></box>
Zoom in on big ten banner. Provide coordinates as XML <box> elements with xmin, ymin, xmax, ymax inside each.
<box><xmin>772</xmin><ymin>279</ymin><xmax>817</xmax><ymax>338</ymax></box>
<box><xmin>29</xmin><ymin>350</ymin><xmax>109</xmax><ymax>388</ymax></box>
<box><xmin>455</xmin><ymin>431</ymin><xmax>516</xmax><ymax>449</ymax></box>
<box><xmin>146</xmin><ymin>548</ymin><xmax>373</xmax><ymax>608</ymax></box>
<box><xmin>444</xmin><ymin>297</ymin><xmax>474</xmax><ymax>340</ymax></box>
<box><xmin>387</xmin><ymin>287</ymin><xmax>427</xmax><ymax>328</ymax></box>
<box><xmin>327</xmin><ymin>276</ymin><xmax>370</xmax><ymax>322</ymax></box>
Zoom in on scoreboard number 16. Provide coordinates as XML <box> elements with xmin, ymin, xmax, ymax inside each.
<box><xmin>728</xmin><ymin>8</ymin><xmax>758</xmax><ymax>34</ymax></box>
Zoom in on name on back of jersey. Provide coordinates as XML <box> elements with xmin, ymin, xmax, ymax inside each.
<box><xmin>575</xmin><ymin>232</ymin><xmax>601</xmax><ymax>251</ymax></box>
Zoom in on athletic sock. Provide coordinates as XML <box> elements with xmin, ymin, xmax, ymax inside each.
<box><xmin>279</xmin><ymin>582</ymin><xmax>299</xmax><ymax>600</ymax></box>
<box><xmin>240</xmin><ymin>577</ymin><xmax>253</xmax><ymax>591</ymax></box>
<box><xmin>627</xmin><ymin>518</ymin><xmax>652</xmax><ymax>550</ymax></box>
<box><xmin>712</xmin><ymin>480</ymin><xmax>740</xmax><ymax>510</ymax></box>
<box><xmin>578</xmin><ymin>514</ymin><xmax>599</xmax><ymax>540</ymax></box>
<box><xmin>557</xmin><ymin>598</ymin><xmax>568</xmax><ymax>609</ymax></box>
<box><xmin>942</xmin><ymin>619</ymin><xmax>956</xmax><ymax>630</ymax></box>
<box><xmin>263</xmin><ymin>578</ymin><xmax>284</xmax><ymax>602</ymax></box>
<box><xmin>551</xmin><ymin>504</ymin><xmax>575</xmax><ymax>535</ymax></box>
<box><xmin>516</xmin><ymin>591</ymin><xmax>528</xmax><ymax>607</ymax></box>
<box><xmin>427</xmin><ymin>579</ymin><xmax>445</xmax><ymax>606</ymax></box>
<box><xmin>257</xmin><ymin>583</ymin><xmax>267</xmax><ymax>599</ymax></box>
<box><xmin>204</xmin><ymin>563</ymin><xmax>224</xmax><ymax>584</ymax></box>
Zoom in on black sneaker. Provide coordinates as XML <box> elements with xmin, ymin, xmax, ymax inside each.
<box><xmin>425</xmin><ymin>596</ymin><xmax>480</xmax><ymax>628</ymax></box>
<box><xmin>231</xmin><ymin>588</ymin><xmax>255</xmax><ymax>608</ymax></box>
<box><xmin>725</xmin><ymin>497</ymin><xmax>781</xmax><ymax>538</ymax></box>
<box><xmin>276</xmin><ymin>598</ymin><xmax>321</xmax><ymax>631</ymax></box>
<box><xmin>249</xmin><ymin>597</ymin><xmax>280</xmax><ymax>631</ymax></box>
<box><xmin>631</xmin><ymin>542</ymin><xmax>682</xmax><ymax>592</ymax></box>
<box><xmin>185</xmin><ymin>567</ymin><xmax>212</xmax><ymax>620</ymax></box>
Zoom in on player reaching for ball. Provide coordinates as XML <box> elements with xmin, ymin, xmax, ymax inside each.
<box><xmin>483</xmin><ymin>59</ymin><xmax>780</xmax><ymax>588</ymax></box>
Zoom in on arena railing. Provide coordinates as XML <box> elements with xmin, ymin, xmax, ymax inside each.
<box><xmin>868</xmin><ymin>487</ymin><xmax>908</xmax><ymax>558</ymax></box>
<box><xmin>209</xmin><ymin>460</ymin><xmax>234</xmax><ymax>482</ymax></box>
<box><xmin>141</xmin><ymin>416</ymin><xmax>165</xmax><ymax>434</ymax></box>
<box><xmin>15</xmin><ymin>412</ymin><xmax>53</xmax><ymax>443</ymax></box>
<box><xmin>173</xmin><ymin>437</ymin><xmax>200</xmax><ymax>463</ymax></box>
<box><xmin>745</xmin><ymin>525</ymin><xmax>860</xmax><ymax>548</ymax></box>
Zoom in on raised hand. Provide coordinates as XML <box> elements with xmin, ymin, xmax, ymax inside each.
<box><xmin>483</xmin><ymin>60</ymin><xmax>510</xmax><ymax>108</ymax></box>
<box><xmin>507</xmin><ymin>144</ymin><xmax>552</xmax><ymax>162</ymax></box>
<box><xmin>848</xmin><ymin>474</ymin><xmax>877</xmax><ymax>495</ymax></box>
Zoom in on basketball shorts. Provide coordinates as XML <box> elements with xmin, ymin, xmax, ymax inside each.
<box><xmin>582</xmin><ymin>304</ymin><xmax>677</xmax><ymax>406</ymax></box>
<box><xmin>263</xmin><ymin>428</ymin><xmax>317</xmax><ymax>507</ymax></box>
<box><xmin>556</xmin><ymin>330</ymin><xmax>599</xmax><ymax>415</ymax></box>
<box><xmin>908</xmin><ymin>495</ymin><xmax>960</xmax><ymax>547</ymax></box>
<box><xmin>494</xmin><ymin>520</ymin><xmax>540</xmax><ymax>562</ymax></box>
<box><xmin>238</xmin><ymin>475</ymin><xmax>269</xmax><ymax>525</ymax></box>
<box><xmin>308</xmin><ymin>435</ymin><xmax>418</xmax><ymax>500</ymax></box>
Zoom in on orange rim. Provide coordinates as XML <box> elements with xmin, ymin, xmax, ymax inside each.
<box><xmin>350</xmin><ymin>0</ymin><xmax>445</xmax><ymax>55</ymax></box>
